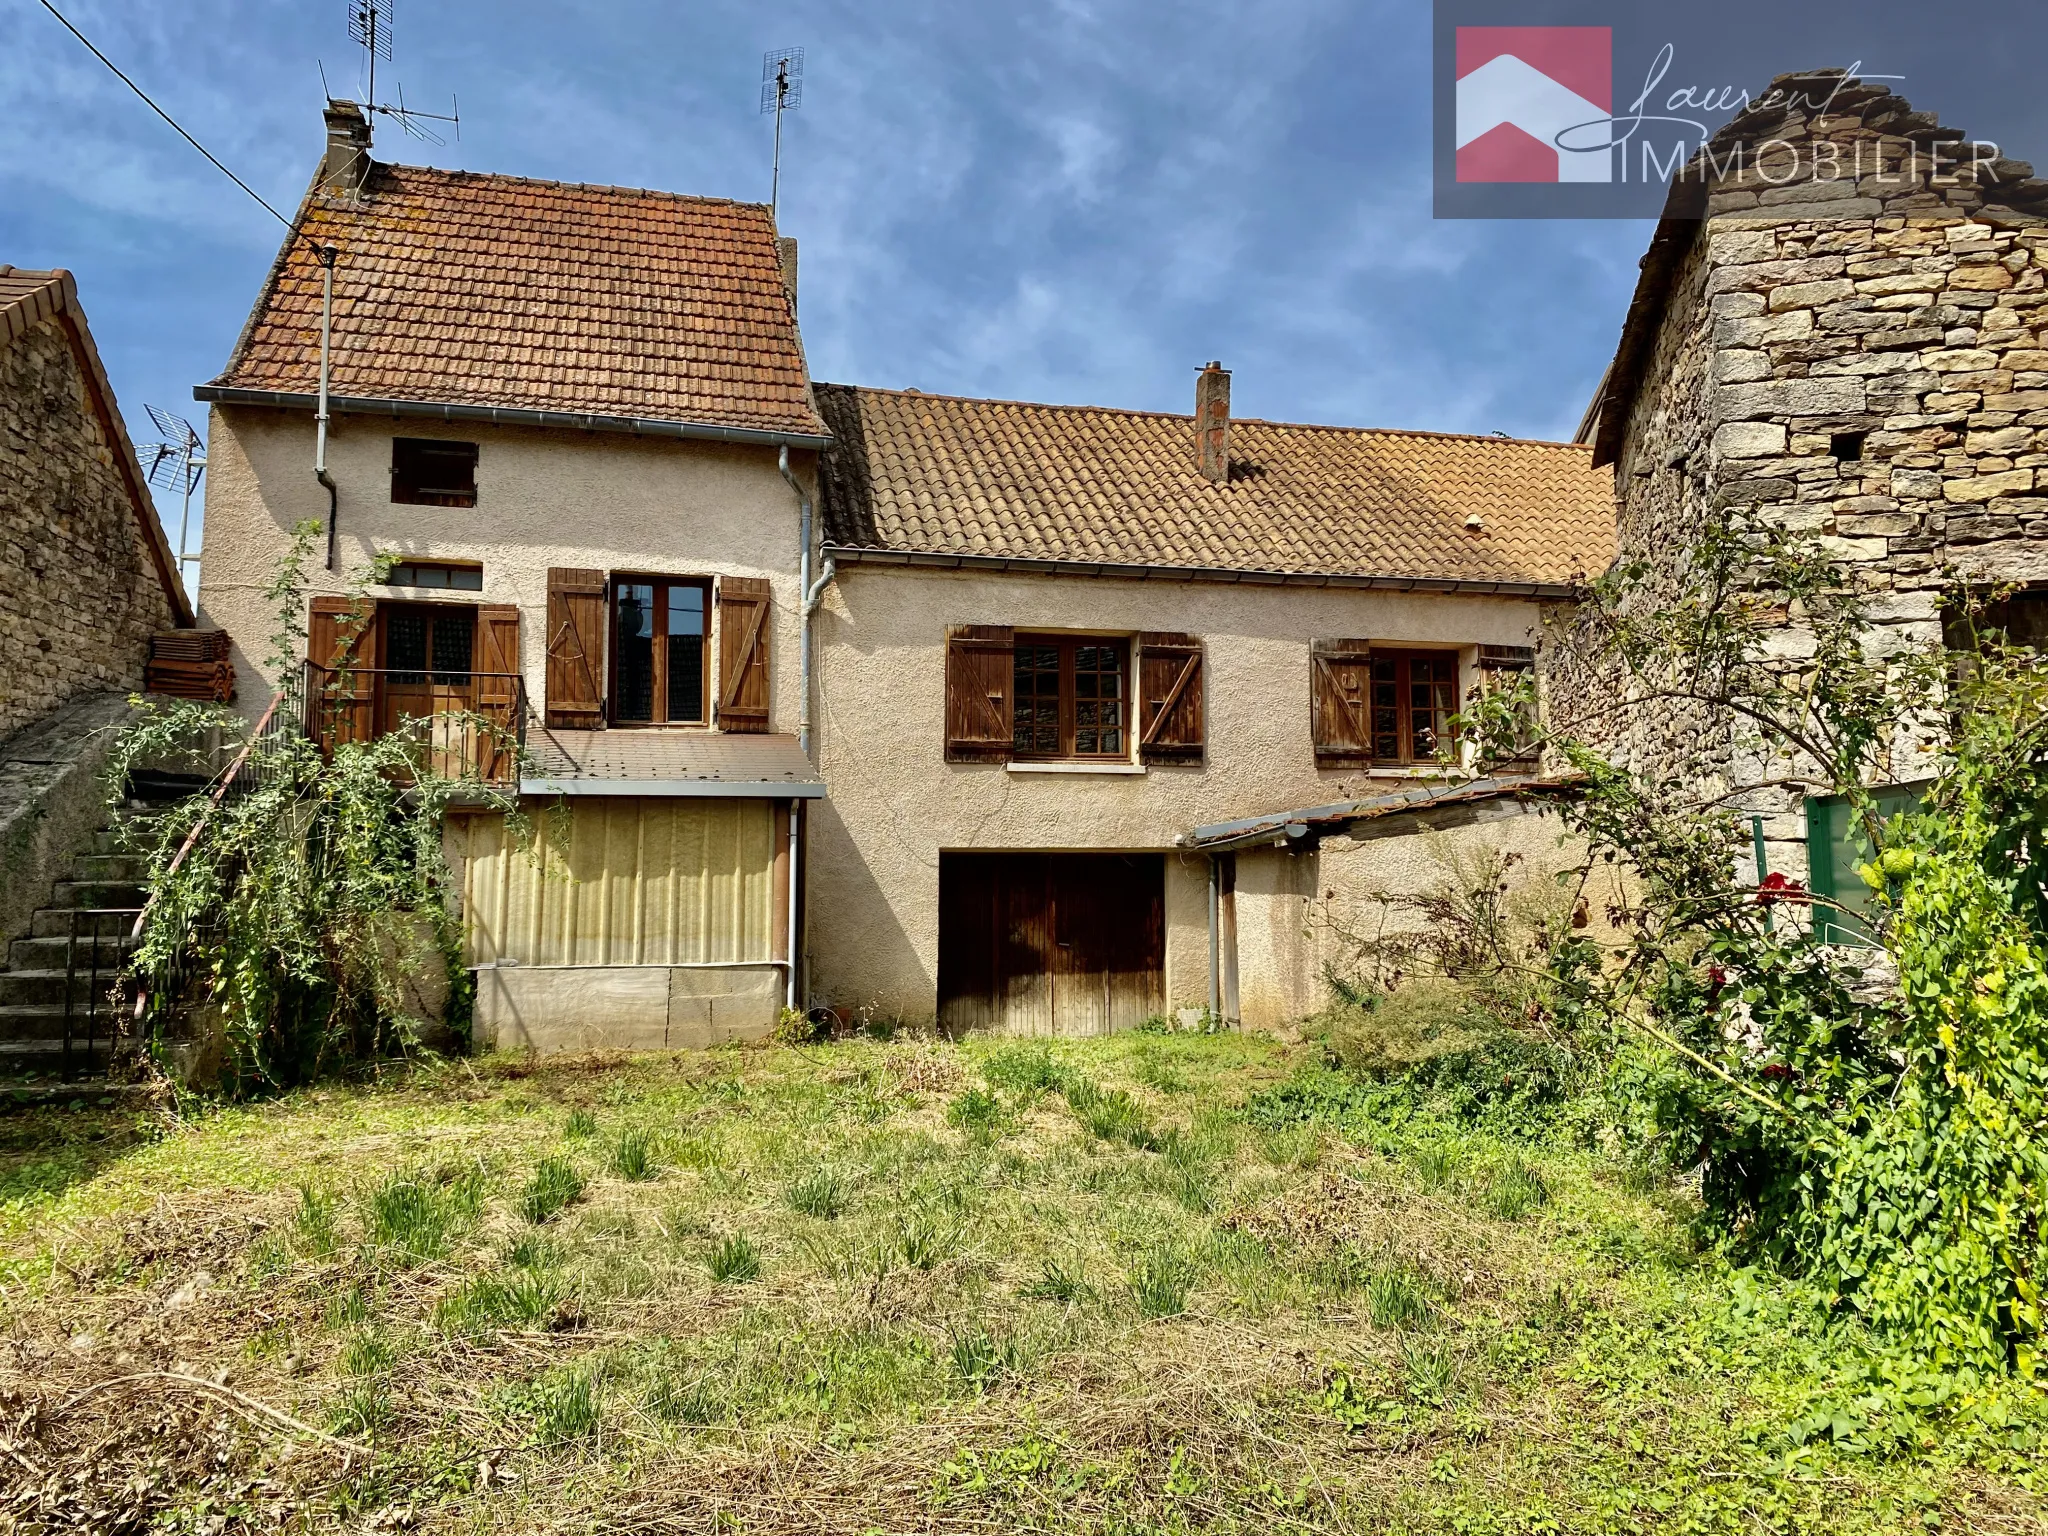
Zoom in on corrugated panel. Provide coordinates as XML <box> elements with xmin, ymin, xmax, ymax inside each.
<box><xmin>456</xmin><ymin>799</ymin><xmax>779</xmax><ymax>966</ymax></box>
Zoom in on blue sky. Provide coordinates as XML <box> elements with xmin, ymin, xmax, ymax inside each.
<box><xmin>1</xmin><ymin>0</ymin><xmax>1665</xmax><ymax>582</ymax></box>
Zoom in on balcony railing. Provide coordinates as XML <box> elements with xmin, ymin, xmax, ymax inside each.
<box><xmin>301</xmin><ymin>662</ymin><xmax>527</xmax><ymax>786</ymax></box>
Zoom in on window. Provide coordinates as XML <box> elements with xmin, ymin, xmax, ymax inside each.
<box><xmin>391</xmin><ymin>438</ymin><xmax>478</xmax><ymax>507</ymax></box>
<box><xmin>1806</xmin><ymin>783</ymin><xmax>1926</xmax><ymax>944</ymax></box>
<box><xmin>1369</xmin><ymin>651</ymin><xmax>1458</xmax><ymax>764</ymax></box>
<box><xmin>1013</xmin><ymin>635</ymin><xmax>1129</xmax><ymax>759</ymax></box>
<box><xmin>386</xmin><ymin>560</ymin><xmax>483</xmax><ymax>591</ymax></box>
<box><xmin>612</xmin><ymin>577</ymin><xmax>710</xmax><ymax>725</ymax></box>
<box><xmin>382</xmin><ymin>602</ymin><xmax>474</xmax><ymax>686</ymax></box>
<box><xmin>1945</xmin><ymin>588</ymin><xmax>2048</xmax><ymax>653</ymax></box>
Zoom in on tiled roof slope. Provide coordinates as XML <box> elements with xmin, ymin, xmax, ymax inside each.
<box><xmin>211</xmin><ymin>165</ymin><xmax>825</xmax><ymax>438</ymax></box>
<box><xmin>817</xmin><ymin>385</ymin><xmax>1615</xmax><ymax>587</ymax></box>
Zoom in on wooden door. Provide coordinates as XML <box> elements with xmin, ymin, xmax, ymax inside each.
<box><xmin>938</xmin><ymin>852</ymin><xmax>1164</xmax><ymax>1035</ymax></box>
<box><xmin>380</xmin><ymin>603</ymin><xmax>477</xmax><ymax>774</ymax></box>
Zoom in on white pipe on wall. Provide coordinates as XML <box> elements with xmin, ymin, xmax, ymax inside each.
<box><xmin>785</xmin><ymin>797</ymin><xmax>801</xmax><ymax>1015</ymax></box>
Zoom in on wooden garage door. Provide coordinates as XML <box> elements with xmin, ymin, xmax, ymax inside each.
<box><xmin>938</xmin><ymin>852</ymin><xmax>1165</xmax><ymax>1036</ymax></box>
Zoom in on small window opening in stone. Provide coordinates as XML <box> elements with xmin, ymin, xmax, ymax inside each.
<box><xmin>1829</xmin><ymin>431</ymin><xmax>1866</xmax><ymax>463</ymax></box>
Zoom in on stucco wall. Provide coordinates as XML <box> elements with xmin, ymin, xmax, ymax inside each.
<box><xmin>1</xmin><ymin>317</ymin><xmax>177</xmax><ymax>743</ymax></box>
<box><xmin>807</xmin><ymin>562</ymin><xmax>1552</xmax><ymax>1025</ymax></box>
<box><xmin>196</xmin><ymin>406</ymin><xmax>814</xmax><ymax>730</ymax></box>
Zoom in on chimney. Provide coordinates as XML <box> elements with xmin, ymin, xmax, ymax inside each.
<box><xmin>776</xmin><ymin>236</ymin><xmax>799</xmax><ymax>309</ymax></box>
<box><xmin>1195</xmin><ymin>361</ymin><xmax>1230</xmax><ymax>483</ymax></box>
<box><xmin>318</xmin><ymin>100</ymin><xmax>373</xmax><ymax>197</ymax></box>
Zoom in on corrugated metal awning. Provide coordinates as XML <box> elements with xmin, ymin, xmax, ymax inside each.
<box><xmin>1179</xmin><ymin>773</ymin><xmax>1578</xmax><ymax>853</ymax></box>
<box><xmin>521</xmin><ymin>728</ymin><xmax>826</xmax><ymax>798</ymax></box>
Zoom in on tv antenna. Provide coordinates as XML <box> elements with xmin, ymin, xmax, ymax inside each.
<box><xmin>344</xmin><ymin>0</ymin><xmax>459</xmax><ymax>144</ymax></box>
<box><xmin>138</xmin><ymin>405</ymin><xmax>206</xmax><ymax>582</ymax></box>
<box><xmin>761</xmin><ymin>47</ymin><xmax>803</xmax><ymax>222</ymax></box>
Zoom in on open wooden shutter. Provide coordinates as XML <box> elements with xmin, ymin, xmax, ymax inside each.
<box><xmin>475</xmin><ymin>605</ymin><xmax>522</xmax><ymax>780</ymax></box>
<box><xmin>945</xmin><ymin>625</ymin><xmax>1014</xmax><ymax>762</ymax></box>
<box><xmin>1311</xmin><ymin>638</ymin><xmax>1373</xmax><ymax>766</ymax></box>
<box><xmin>544</xmin><ymin>568</ymin><xmax>606</xmax><ymax>730</ymax></box>
<box><xmin>1477</xmin><ymin>644</ymin><xmax>1540</xmax><ymax>765</ymax></box>
<box><xmin>307</xmin><ymin>595</ymin><xmax>377</xmax><ymax>748</ymax></box>
<box><xmin>717</xmin><ymin>576</ymin><xmax>772</xmax><ymax>733</ymax></box>
<box><xmin>1138</xmin><ymin>633</ymin><xmax>1205</xmax><ymax>763</ymax></box>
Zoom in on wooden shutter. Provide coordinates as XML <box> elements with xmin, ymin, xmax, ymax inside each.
<box><xmin>475</xmin><ymin>605</ymin><xmax>522</xmax><ymax>780</ymax></box>
<box><xmin>718</xmin><ymin>576</ymin><xmax>772</xmax><ymax>733</ymax></box>
<box><xmin>1477</xmin><ymin>644</ymin><xmax>1540</xmax><ymax>765</ymax></box>
<box><xmin>1137</xmin><ymin>633</ymin><xmax>1205</xmax><ymax>763</ymax></box>
<box><xmin>945</xmin><ymin>625</ymin><xmax>1014</xmax><ymax>762</ymax></box>
<box><xmin>1311</xmin><ymin>638</ymin><xmax>1373</xmax><ymax>766</ymax></box>
<box><xmin>544</xmin><ymin>568</ymin><xmax>606</xmax><ymax>730</ymax></box>
<box><xmin>307</xmin><ymin>595</ymin><xmax>378</xmax><ymax>747</ymax></box>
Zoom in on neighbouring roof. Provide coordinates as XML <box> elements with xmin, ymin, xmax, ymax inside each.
<box><xmin>1182</xmin><ymin>774</ymin><xmax>1580</xmax><ymax>853</ymax></box>
<box><xmin>207</xmin><ymin>164</ymin><xmax>826</xmax><ymax>442</ymax></box>
<box><xmin>0</xmin><ymin>266</ymin><xmax>193</xmax><ymax>626</ymax></box>
<box><xmin>816</xmin><ymin>385</ymin><xmax>1614</xmax><ymax>592</ymax></box>
<box><xmin>522</xmin><ymin>728</ymin><xmax>824</xmax><ymax>797</ymax></box>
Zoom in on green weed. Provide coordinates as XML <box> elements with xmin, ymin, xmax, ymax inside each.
<box><xmin>324</xmin><ymin>1284</ymin><xmax>372</xmax><ymax>1331</ymax></box>
<box><xmin>983</xmin><ymin>1041</ymin><xmax>1066</xmax><ymax>1094</ymax></box>
<box><xmin>947</xmin><ymin>1087</ymin><xmax>1009</xmax><ymax>1144</ymax></box>
<box><xmin>565</xmin><ymin>1109</ymin><xmax>599</xmax><ymax>1139</ymax></box>
<box><xmin>1401</xmin><ymin>1335</ymin><xmax>1458</xmax><ymax>1406</ymax></box>
<box><xmin>1407</xmin><ymin>1139</ymin><xmax>1464</xmax><ymax>1192</ymax></box>
<box><xmin>330</xmin><ymin>1381</ymin><xmax>390</xmax><ymax>1437</ymax></box>
<box><xmin>948</xmin><ymin>1324</ymin><xmax>1020</xmax><ymax>1391</ymax></box>
<box><xmin>1019</xmin><ymin>1259</ymin><xmax>1086</xmax><ymax>1303</ymax></box>
<box><xmin>438</xmin><ymin>1269</ymin><xmax>565</xmax><ymax>1335</ymax></box>
<box><xmin>361</xmin><ymin>1165</ymin><xmax>481</xmax><ymax>1264</ymax></box>
<box><xmin>1482</xmin><ymin>1157</ymin><xmax>1549</xmax><ymax>1221</ymax></box>
<box><xmin>521</xmin><ymin>1156</ymin><xmax>585</xmax><ymax>1224</ymax></box>
<box><xmin>514</xmin><ymin>1362</ymin><xmax>604</xmax><ymax>1444</ymax></box>
<box><xmin>646</xmin><ymin>1372</ymin><xmax>725</xmax><ymax>1426</ymax></box>
<box><xmin>610</xmin><ymin>1129</ymin><xmax>659</xmax><ymax>1182</ymax></box>
<box><xmin>338</xmin><ymin>1330</ymin><xmax>395</xmax><ymax>1376</ymax></box>
<box><xmin>1129</xmin><ymin>1246</ymin><xmax>1196</xmax><ymax>1319</ymax></box>
<box><xmin>785</xmin><ymin>1167</ymin><xmax>845</xmax><ymax>1219</ymax></box>
<box><xmin>706</xmin><ymin>1233</ymin><xmax>762</xmax><ymax>1284</ymax></box>
<box><xmin>1365</xmin><ymin>1263</ymin><xmax>1436</xmax><ymax>1330</ymax></box>
<box><xmin>294</xmin><ymin>1183</ymin><xmax>339</xmax><ymax>1256</ymax></box>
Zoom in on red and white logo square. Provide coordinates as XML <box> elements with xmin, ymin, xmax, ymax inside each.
<box><xmin>1455</xmin><ymin>26</ymin><xmax>1613</xmax><ymax>183</ymax></box>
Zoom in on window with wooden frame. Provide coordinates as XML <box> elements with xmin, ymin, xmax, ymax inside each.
<box><xmin>611</xmin><ymin>576</ymin><xmax>711</xmax><ymax>725</ymax></box>
<box><xmin>386</xmin><ymin>559</ymin><xmax>483</xmax><ymax>591</ymax></box>
<box><xmin>390</xmin><ymin>439</ymin><xmax>478</xmax><ymax>507</ymax></box>
<box><xmin>1012</xmin><ymin>634</ymin><xmax>1130</xmax><ymax>760</ymax></box>
<box><xmin>1368</xmin><ymin>650</ymin><xmax>1459</xmax><ymax>765</ymax></box>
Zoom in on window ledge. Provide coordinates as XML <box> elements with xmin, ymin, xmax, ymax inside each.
<box><xmin>1005</xmin><ymin>761</ymin><xmax>1146</xmax><ymax>776</ymax></box>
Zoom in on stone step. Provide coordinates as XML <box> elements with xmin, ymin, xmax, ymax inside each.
<box><xmin>0</xmin><ymin>969</ymin><xmax>123</xmax><ymax>1007</ymax></box>
<box><xmin>7</xmin><ymin>933</ymin><xmax>138</xmax><ymax>972</ymax></box>
<box><xmin>29</xmin><ymin>906</ymin><xmax>146</xmax><ymax>939</ymax></box>
<box><xmin>72</xmin><ymin>853</ymin><xmax>151</xmax><ymax>883</ymax></box>
<box><xmin>0</xmin><ymin>1038</ymin><xmax>114</xmax><ymax>1077</ymax></box>
<box><xmin>45</xmin><ymin>880</ymin><xmax>148</xmax><ymax>912</ymax></box>
<box><xmin>0</xmin><ymin>1002</ymin><xmax>126</xmax><ymax>1044</ymax></box>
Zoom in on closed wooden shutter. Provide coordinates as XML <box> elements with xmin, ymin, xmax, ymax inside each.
<box><xmin>1477</xmin><ymin>644</ymin><xmax>1540</xmax><ymax>765</ymax></box>
<box><xmin>945</xmin><ymin>625</ymin><xmax>1014</xmax><ymax>762</ymax></box>
<box><xmin>717</xmin><ymin>576</ymin><xmax>772</xmax><ymax>733</ymax></box>
<box><xmin>475</xmin><ymin>605</ymin><xmax>522</xmax><ymax>780</ymax></box>
<box><xmin>1137</xmin><ymin>632</ymin><xmax>1205</xmax><ymax>763</ymax></box>
<box><xmin>307</xmin><ymin>595</ymin><xmax>378</xmax><ymax>747</ymax></box>
<box><xmin>544</xmin><ymin>568</ymin><xmax>606</xmax><ymax>730</ymax></box>
<box><xmin>1311</xmin><ymin>638</ymin><xmax>1373</xmax><ymax>766</ymax></box>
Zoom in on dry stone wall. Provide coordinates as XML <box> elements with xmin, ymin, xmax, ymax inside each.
<box><xmin>0</xmin><ymin>316</ymin><xmax>174</xmax><ymax>744</ymax></box>
<box><xmin>1562</xmin><ymin>78</ymin><xmax>2048</xmax><ymax>882</ymax></box>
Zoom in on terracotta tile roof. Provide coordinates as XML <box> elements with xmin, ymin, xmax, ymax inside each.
<box><xmin>210</xmin><ymin>165</ymin><xmax>825</xmax><ymax>438</ymax></box>
<box><xmin>817</xmin><ymin>385</ymin><xmax>1615</xmax><ymax>588</ymax></box>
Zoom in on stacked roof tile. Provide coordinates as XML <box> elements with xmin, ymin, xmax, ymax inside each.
<box><xmin>211</xmin><ymin>165</ymin><xmax>824</xmax><ymax>438</ymax></box>
<box><xmin>817</xmin><ymin>385</ymin><xmax>1615</xmax><ymax>588</ymax></box>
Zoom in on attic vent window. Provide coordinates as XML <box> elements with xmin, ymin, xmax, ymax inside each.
<box><xmin>1830</xmin><ymin>431</ymin><xmax>1866</xmax><ymax>463</ymax></box>
<box><xmin>391</xmin><ymin>438</ymin><xmax>479</xmax><ymax>507</ymax></box>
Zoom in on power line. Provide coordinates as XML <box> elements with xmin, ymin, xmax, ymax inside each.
<box><xmin>36</xmin><ymin>0</ymin><xmax>295</xmax><ymax>230</ymax></box>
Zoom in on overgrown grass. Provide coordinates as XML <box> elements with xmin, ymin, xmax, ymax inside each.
<box><xmin>1</xmin><ymin>1034</ymin><xmax>2042</xmax><ymax>1534</ymax></box>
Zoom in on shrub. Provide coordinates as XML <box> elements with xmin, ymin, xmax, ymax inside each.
<box><xmin>785</xmin><ymin>1167</ymin><xmax>845</xmax><ymax>1219</ymax></box>
<box><xmin>706</xmin><ymin>1233</ymin><xmax>762</xmax><ymax>1284</ymax></box>
<box><xmin>521</xmin><ymin>1157</ymin><xmax>585</xmax><ymax>1225</ymax></box>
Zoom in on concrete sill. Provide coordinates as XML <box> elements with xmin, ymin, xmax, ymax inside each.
<box><xmin>1005</xmin><ymin>761</ymin><xmax>1146</xmax><ymax>776</ymax></box>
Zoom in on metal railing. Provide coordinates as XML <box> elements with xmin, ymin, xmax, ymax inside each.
<box><xmin>63</xmin><ymin>906</ymin><xmax>144</xmax><ymax>1080</ymax></box>
<box><xmin>301</xmin><ymin>662</ymin><xmax>526</xmax><ymax>785</ymax></box>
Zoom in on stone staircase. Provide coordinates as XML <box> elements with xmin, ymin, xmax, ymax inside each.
<box><xmin>0</xmin><ymin>824</ymin><xmax>150</xmax><ymax>1081</ymax></box>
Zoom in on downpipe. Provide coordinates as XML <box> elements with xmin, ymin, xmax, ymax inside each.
<box><xmin>315</xmin><ymin>245</ymin><xmax>339</xmax><ymax>570</ymax></box>
<box><xmin>779</xmin><ymin>445</ymin><xmax>834</xmax><ymax>761</ymax></box>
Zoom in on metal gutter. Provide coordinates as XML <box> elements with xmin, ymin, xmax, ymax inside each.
<box><xmin>520</xmin><ymin>777</ymin><xmax>827</xmax><ymax>799</ymax></box>
<box><xmin>194</xmin><ymin>384</ymin><xmax>833</xmax><ymax>450</ymax></box>
<box><xmin>1180</xmin><ymin>773</ymin><xmax>1580</xmax><ymax>854</ymax></box>
<box><xmin>823</xmin><ymin>544</ymin><xmax>1583</xmax><ymax>601</ymax></box>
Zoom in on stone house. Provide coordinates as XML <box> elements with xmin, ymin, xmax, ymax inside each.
<box><xmin>0</xmin><ymin>265</ymin><xmax>192</xmax><ymax>944</ymax></box>
<box><xmin>1568</xmin><ymin>72</ymin><xmax>2048</xmax><ymax>918</ymax></box>
<box><xmin>197</xmin><ymin>102</ymin><xmax>1616</xmax><ymax>1045</ymax></box>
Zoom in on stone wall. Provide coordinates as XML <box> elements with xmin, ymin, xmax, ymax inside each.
<box><xmin>0</xmin><ymin>315</ymin><xmax>177</xmax><ymax>744</ymax></box>
<box><xmin>1565</xmin><ymin>77</ymin><xmax>2048</xmax><ymax>881</ymax></box>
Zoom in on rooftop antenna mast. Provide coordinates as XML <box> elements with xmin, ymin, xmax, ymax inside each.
<box><xmin>346</xmin><ymin>0</ymin><xmax>459</xmax><ymax>144</ymax></box>
<box><xmin>761</xmin><ymin>47</ymin><xmax>803</xmax><ymax>222</ymax></box>
<box><xmin>137</xmin><ymin>405</ymin><xmax>206</xmax><ymax>588</ymax></box>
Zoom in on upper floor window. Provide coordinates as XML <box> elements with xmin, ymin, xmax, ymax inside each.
<box><xmin>387</xmin><ymin>559</ymin><xmax>483</xmax><ymax>591</ymax></box>
<box><xmin>1369</xmin><ymin>650</ymin><xmax>1458</xmax><ymax>764</ymax></box>
<box><xmin>391</xmin><ymin>438</ymin><xmax>478</xmax><ymax>507</ymax></box>
<box><xmin>612</xmin><ymin>576</ymin><xmax>710</xmax><ymax>725</ymax></box>
<box><xmin>1013</xmin><ymin>634</ymin><xmax>1129</xmax><ymax>759</ymax></box>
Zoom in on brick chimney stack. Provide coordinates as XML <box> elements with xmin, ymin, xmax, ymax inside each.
<box><xmin>318</xmin><ymin>101</ymin><xmax>373</xmax><ymax>197</ymax></box>
<box><xmin>1195</xmin><ymin>361</ymin><xmax>1230</xmax><ymax>483</ymax></box>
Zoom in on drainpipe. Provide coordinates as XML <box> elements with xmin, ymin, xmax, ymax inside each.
<box><xmin>315</xmin><ymin>245</ymin><xmax>339</xmax><ymax>570</ymax></box>
<box><xmin>779</xmin><ymin>445</ymin><xmax>834</xmax><ymax>760</ymax></box>
<box><xmin>786</xmin><ymin>798</ymin><xmax>801</xmax><ymax>1015</ymax></box>
<box><xmin>1207</xmin><ymin>856</ymin><xmax>1221</xmax><ymax>1021</ymax></box>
